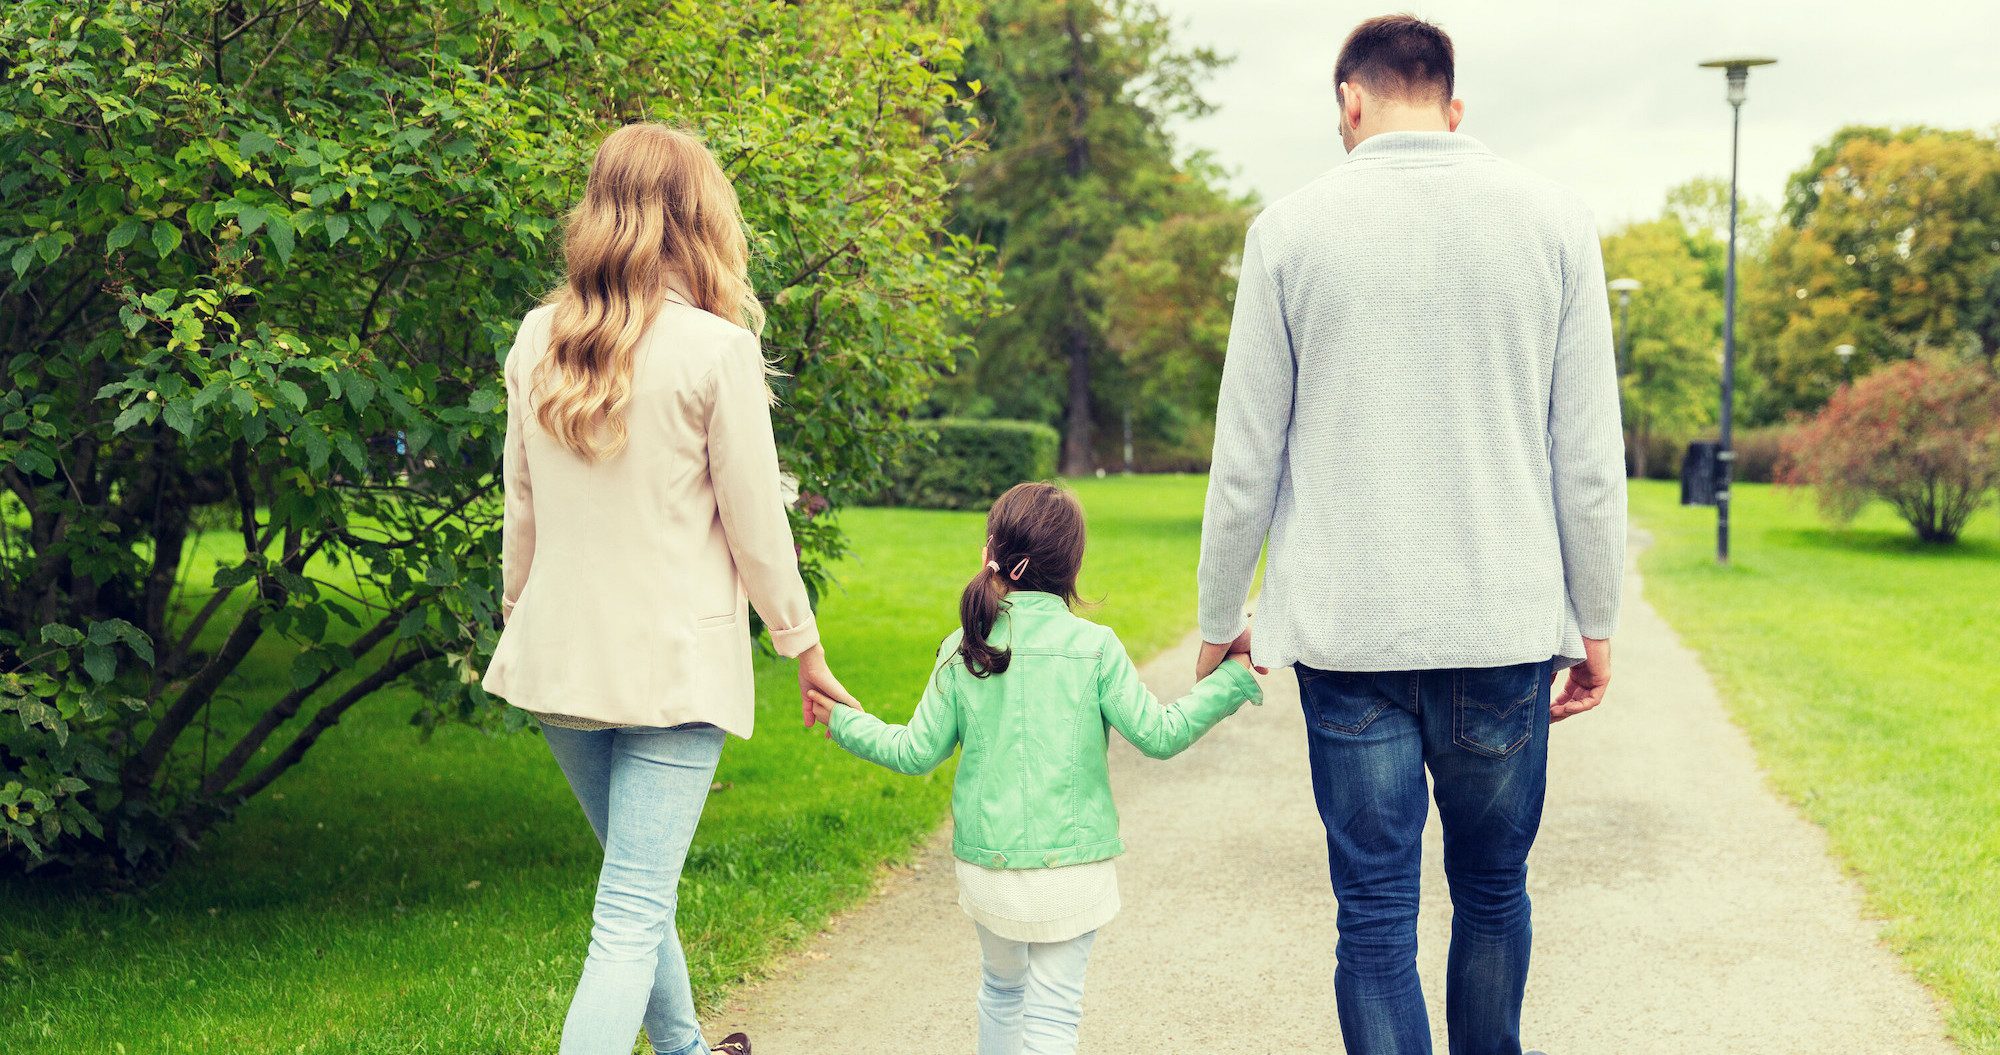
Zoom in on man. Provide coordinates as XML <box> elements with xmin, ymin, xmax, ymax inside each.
<box><xmin>1193</xmin><ymin>14</ymin><xmax>1626</xmax><ymax>1055</ymax></box>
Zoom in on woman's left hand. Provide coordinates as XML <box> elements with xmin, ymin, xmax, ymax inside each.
<box><xmin>797</xmin><ymin>644</ymin><xmax>859</xmax><ymax>735</ymax></box>
<box><xmin>804</xmin><ymin>688</ymin><xmax>860</xmax><ymax>730</ymax></box>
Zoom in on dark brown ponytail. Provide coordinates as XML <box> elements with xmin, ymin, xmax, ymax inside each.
<box><xmin>957</xmin><ymin>482</ymin><xmax>1087</xmax><ymax>678</ymax></box>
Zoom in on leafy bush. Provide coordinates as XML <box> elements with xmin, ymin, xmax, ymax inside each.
<box><xmin>1780</xmin><ymin>358</ymin><xmax>2000</xmax><ymax>542</ymax></box>
<box><xmin>874</xmin><ymin>419</ymin><xmax>1060</xmax><ymax>510</ymax></box>
<box><xmin>0</xmin><ymin>0</ymin><xmax>989</xmax><ymax>877</ymax></box>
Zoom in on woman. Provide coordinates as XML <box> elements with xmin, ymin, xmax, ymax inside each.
<box><xmin>482</xmin><ymin>123</ymin><xmax>851</xmax><ymax>1055</ymax></box>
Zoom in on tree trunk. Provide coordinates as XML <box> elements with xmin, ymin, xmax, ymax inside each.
<box><xmin>1061</xmin><ymin>316</ymin><xmax>1094</xmax><ymax>474</ymax></box>
<box><xmin>1057</xmin><ymin>1</ymin><xmax>1094</xmax><ymax>476</ymax></box>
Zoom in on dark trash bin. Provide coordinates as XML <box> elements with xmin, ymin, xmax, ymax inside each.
<box><xmin>1680</xmin><ymin>441</ymin><xmax>1721</xmax><ymax>506</ymax></box>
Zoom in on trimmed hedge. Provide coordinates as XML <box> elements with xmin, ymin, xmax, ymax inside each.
<box><xmin>872</xmin><ymin>418</ymin><xmax>1060</xmax><ymax>509</ymax></box>
<box><xmin>1727</xmin><ymin>424</ymin><xmax>1797</xmax><ymax>484</ymax></box>
<box><xmin>1629</xmin><ymin>424</ymin><xmax>1797</xmax><ymax>484</ymax></box>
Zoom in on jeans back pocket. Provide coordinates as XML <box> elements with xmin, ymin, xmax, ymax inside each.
<box><xmin>1298</xmin><ymin>667</ymin><xmax>1400</xmax><ymax>736</ymax></box>
<box><xmin>1450</xmin><ymin>661</ymin><xmax>1547</xmax><ymax>760</ymax></box>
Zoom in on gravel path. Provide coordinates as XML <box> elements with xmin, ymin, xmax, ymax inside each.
<box><xmin>707</xmin><ymin>552</ymin><xmax>1957</xmax><ymax>1053</ymax></box>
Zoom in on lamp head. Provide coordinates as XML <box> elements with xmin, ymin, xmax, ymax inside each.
<box><xmin>1835</xmin><ymin>343</ymin><xmax>1855</xmax><ymax>361</ymax></box>
<box><xmin>1700</xmin><ymin>56</ymin><xmax>1776</xmax><ymax>106</ymax></box>
<box><xmin>1608</xmin><ymin>278</ymin><xmax>1642</xmax><ymax>295</ymax></box>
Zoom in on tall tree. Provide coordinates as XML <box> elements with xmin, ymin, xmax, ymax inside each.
<box><xmin>1088</xmin><ymin>178</ymin><xmax>1251</xmax><ymax>467</ymax></box>
<box><xmin>0</xmin><ymin>0</ymin><xmax>991</xmax><ymax>877</ymax></box>
<box><xmin>948</xmin><ymin>0</ymin><xmax>1223</xmax><ymax>472</ymax></box>
<box><xmin>1747</xmin><ymin>126</ymin><xmax>2000</xmax><ymax>420</ymax></box>
<box><xmin>1600</xmin><ymin>213</ymin><xmax>1724</xmax><ymax>477</ymax></box>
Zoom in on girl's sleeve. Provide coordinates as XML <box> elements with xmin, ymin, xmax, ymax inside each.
<box><xmin>829</xmin><ymin>640</ymin><xmax>962</xmax><ymax>775</ymax></box>
<box><xmin>707</xmin><ymin>329</ymin><xmax>819</xmax><ymax>657</ymax></box>
<box><xmin>1098</xmin><ymin>630</ymin><xmax>1261</xmax><ymax>759</ymax></box>
<box><xmin>500</xmin><ymin>332</ymin><xmax>536</xmax><ymax>619</ymax></box>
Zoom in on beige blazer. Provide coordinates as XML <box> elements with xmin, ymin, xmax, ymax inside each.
<box><xmin>480</xmin><ymin>291</ymin><xmax>818</xmax><ymax>736</ymax></box>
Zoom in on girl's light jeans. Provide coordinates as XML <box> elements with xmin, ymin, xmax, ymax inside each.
<box><xmin>541</xmin><ymin>721</ymin><xmax>726</xmax><ymax>1055</ymax></box>
<box><xmin>975</xmin><ymin>923</ymin><xmax>1097</xmax><ymax>1055</ymax></box>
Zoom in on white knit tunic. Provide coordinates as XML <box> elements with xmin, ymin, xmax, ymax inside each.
<box><xmin>955</xmin><ymin>860</ymin><xmax>1120</xmax><ymax>944</ymax></box>
<box><xmin>1198</xmin><ymin>131</ymin><xmax>1627</xmax><ymax>672</ymax></box>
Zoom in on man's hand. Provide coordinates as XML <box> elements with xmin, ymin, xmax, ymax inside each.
<box><xmin>1197</xmin><ymin>624</ymin><xmax>1267</xmax><ymax>679</ymax></box>
<box><xmin>1551</xmin><ymin>636</ymin><xmax>1611</xmax><ymax>722</ymax></box>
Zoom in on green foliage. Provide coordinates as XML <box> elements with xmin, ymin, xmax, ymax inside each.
<box><xmin>1089</xmin><ymin>194</ymin><xmax>1251</xmax><ymax>467</ymax></box>
<box><xmin>1600</xmin><ymin>205</ymin><xmax>1724</xmax><ymax>477</ymax></box>
<box><xmin>873</xmin><ymin>418</ymin><xmax>1060</xmax><ymax>510</ymax></box>
<box><xmin>0</xmin><ymin>0</ymin><xmax>991</xmax><ymax>877</ymax></box>
<box><xmin>1746</xmin><ymin>126</ymin><xmax>2000</xmax><ymax>420</ymax></box>
<box><xmin>1780</xmin><ymin>357</ymin><xmax>2000</xmax><ymax>543</ymax></box>
<box><xmin>943</xmin><ymin>0</ymin><xmax>1227</xmax><ymax>471</ymax></box>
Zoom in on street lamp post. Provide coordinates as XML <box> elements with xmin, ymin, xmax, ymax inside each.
<box><xmin>1608</xmin><ymin>278</ymin><xmax>1641</xmax><ymax>375</ymax></box>
<box><xmin>1699</xmin><ymin>55</ymin><xmax>1775</xmax><ymax>565</ymax></box>
<box><xmin>1835</xmin><ymin>342</ymin><xmax>1855</xmax><ymax>383</ymax></box>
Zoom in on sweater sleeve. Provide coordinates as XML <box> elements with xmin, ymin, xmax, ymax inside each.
<box><xmin>829</xmin><ymin>639</ymin><xmax>962</xmax><ymax>775</ymax></box>
<box><xmin>707</xmin><ymin>330</ymin><xmax>820</xmax><ymax>657</ymax></box>
<box><xmin>1549</xmin><ymin>205</ymin><xmax>1628</xmax><ymax>639</ymax></box>
<box><xmin>1097</xmin><ymin>630</ymin><xmax>1261</xmax><ymax>760</ymax></box>
<box><xmin>1198</xmin><ymin>220</ymin><xmax>1294</xmax><ymax>645</ymax></box>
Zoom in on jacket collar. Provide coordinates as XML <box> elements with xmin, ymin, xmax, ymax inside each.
<box><xmin>1344</xmin><ymin>130</ymin><xmax>1492</xmax><ymax>164</ymax></box>
<box><xmin>1003</xmin><ymin>591</ymin><xmax>1069</xmax><ymax>612</ymax></box>
<box><xmin>662</xmin><ymin>271</ymin><xmax>696</xmax><ymax>307</ymax></box>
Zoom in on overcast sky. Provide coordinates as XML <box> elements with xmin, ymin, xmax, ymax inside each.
<box><xmin>1163</xmin><ymin>0</ymin><xmax>2000</xmax><ymax>227</ymax></box>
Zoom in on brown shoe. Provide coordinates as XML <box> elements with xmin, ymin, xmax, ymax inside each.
<box><xmin>712</xmin><ymin>1033</ymin><xmax>752</xmax><ymax>1055</ymax></box>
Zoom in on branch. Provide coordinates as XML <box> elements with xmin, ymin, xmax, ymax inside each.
<box><xmin>781</xmin><ymin>239</ymin><xmax>860</xmax><ymax>291</ymax></box>
<box><xmin>125</xmin><ymin>601</ymin><xmax>269</xmax><ymax>794</ymax></box>
<box><xmin>198</xmin><ymin>596</ymin><xmax>419</xmax><ymax>795</ymax></box>
<box><xmin>224</xmin><ymin>646</ymin><xmax>431</xmax><ymax>803</ymax></box>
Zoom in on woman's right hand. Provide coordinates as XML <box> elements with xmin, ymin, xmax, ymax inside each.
<box><xmin>797</xmin><ymin>644</ymin><xmax>860</xmax><ymax>733</ymax></box>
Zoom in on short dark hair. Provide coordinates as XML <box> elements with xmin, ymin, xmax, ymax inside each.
<box><xmin>1334</xmin><ymin>14</ymin><xmax>1454</xmax><ymax>111</ymax></box>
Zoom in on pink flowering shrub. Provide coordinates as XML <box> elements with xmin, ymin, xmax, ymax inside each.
<box><xmin>1780</xmin><ymin>358</ymin><xmax>2000</xmax><ymax>543</ymax></box>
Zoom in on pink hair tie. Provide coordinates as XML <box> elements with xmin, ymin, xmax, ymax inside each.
<box><xmin>1008</xmin><ymin>557</ymin><xmax>1030</xmax><ymax>581</ymax></box>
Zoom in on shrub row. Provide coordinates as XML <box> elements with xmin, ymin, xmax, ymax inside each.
<box><xmin>1631</xmin><ymin>424</ymin><xmax>1796</xmax><ymax>484</ymax></box>
<box><xmin>871</xmin><ymin>418</ymin><xmax>1060</xmax><ymax>510</ymax></box>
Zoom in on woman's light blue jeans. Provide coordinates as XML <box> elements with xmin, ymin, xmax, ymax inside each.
<box><xmin>974</xmin><ymin>923</ymin><xmax>1097</xmax><ymax>1055</ymax></box>
<box><xmin>541</xmin><ymin>721</ymin><xmax>726</xmax><ymax>1055</ymax></box>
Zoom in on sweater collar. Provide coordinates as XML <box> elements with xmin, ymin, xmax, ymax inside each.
<box><xmin>1003</xmin><ymin>591</ymin><xmax>1069</xmax><ymax>612</ymax></box>
<box><xmin>1344</xmin><ymin>130</ymin><xmax>1492</xmax><ymax>163</ymax></box>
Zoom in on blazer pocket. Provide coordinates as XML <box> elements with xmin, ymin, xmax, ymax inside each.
<box><xmin>695</xmin><ymin>611</ymin><xmax>737</xmax><ymax>629</ymax></box>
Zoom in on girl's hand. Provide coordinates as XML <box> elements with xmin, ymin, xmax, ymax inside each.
<box><xmin>805</xmin><ymin>688</ymin><xmax>861</xmax><ymax>736</ymax></box>
<box><xmin>797</xmin><ymin>645</ymin><xmax>859</xmax><ymax>731</ymax></box>
<box><xmin>1225</xmin><ymin>650</ymin><xmax>1256</xmax><ymax>671</ymax></box>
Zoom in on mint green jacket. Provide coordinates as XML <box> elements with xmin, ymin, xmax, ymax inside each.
<box><xmin>829</xmin><ymin>592</ymin><xmax>1262</xmax><ymax>869</ymax></box>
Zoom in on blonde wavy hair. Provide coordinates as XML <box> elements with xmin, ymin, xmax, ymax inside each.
<box><xmin>535</xmin><ymin>123</ymin><xmax>765</xmax><ymax>460</ymax></box>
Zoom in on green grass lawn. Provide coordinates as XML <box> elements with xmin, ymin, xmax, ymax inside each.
<box><xmin>0</xmin><ymin>474</ymin><xmax>1215</xmax><ymax>1055</ymax></box>
<box><xmin>1631</xmin><ymin>480</ymin><xmax>1999</xmax><ymax>1054</ymax></box>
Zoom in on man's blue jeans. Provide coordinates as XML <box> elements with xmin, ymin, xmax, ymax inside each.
<box><xmin>1297</xmin><ymin>660</ymin><xmax>1552</xmax><ymax>1055</ymax></box>
<box><xmin>541</xmin><ymin>722</ymin><xmax>726</xmax><ymax>1055</ymax></box>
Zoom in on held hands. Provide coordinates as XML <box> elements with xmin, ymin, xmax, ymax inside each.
<box><xmin>1551</xmin><ymin>636</ymin><xmax>1611</xmax><ymax>722</ymax></box>
<box><xmin>798</xmin><ymin>644</ymin><xmax>861</xmax><ymax>738</ymax></box>
<box><xmin>1196</xmin><ymin>624</ymin><xmax>1268</xmax><ymax>680</ymax></box>
<box><xmin>804</xmin><ymin>688</ymin><xmax>861</xmax><ymax>740</ymax></box>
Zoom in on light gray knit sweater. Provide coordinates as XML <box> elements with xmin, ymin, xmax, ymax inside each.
<box><xmin>1197</xmin><ymin>131</ymin><xmax>1627</xmax><ymax>672</ymax></box>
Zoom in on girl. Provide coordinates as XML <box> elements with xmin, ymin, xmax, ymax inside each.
<box><xmin>482</xmin><ymin>123</ymin><xmax>856</xmax><ymax>1055</ymax></box>
<box><xmin>807</xmin><ymin>482</ymin><xmax>1262</xmax><ymax>1054</ymax></box>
